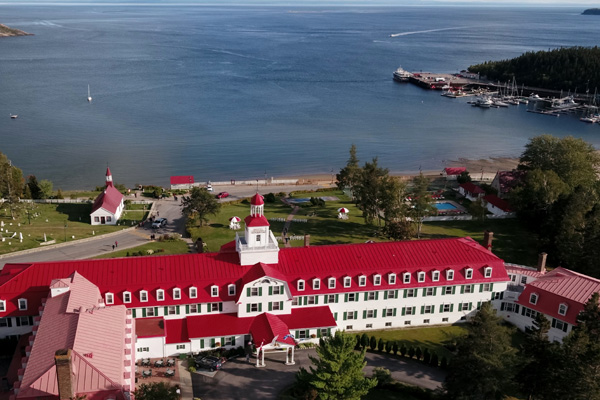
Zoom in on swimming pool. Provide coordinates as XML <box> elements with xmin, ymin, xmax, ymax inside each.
<box><xmin>435</xmin><ymin>202</ymin><xmax>458</xmax><ymax>211</ymax></box>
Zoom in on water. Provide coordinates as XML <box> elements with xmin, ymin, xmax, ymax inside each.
<box><xmin>434</xmin><ymin>202</ymin><xmax>457</xmax><ymax>211</ymax></box>
<box><xmin>1</xmin><ymin>5</ymin><xmax>599</xmax><ymax>189</ymax></box>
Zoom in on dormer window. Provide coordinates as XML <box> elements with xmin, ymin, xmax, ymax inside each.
<box><xmin>484</xmin><ymin>267</ymin><xmax>493</xmax><ymax>278</ymax></box>
<box><xmin>530</xmin><ymin>293</ymin><xmax>538</xmax><ymax>305</ymax></box>
<box><xmin>211</xmin><ymin>285</ymin><xmax>219</xmax><ymax>297</ymax></box>
<box><xmin>446</xmin><ymin>270</ymin><xmax>454</xmax><ymax>281</ymax></box>
<box><xmin>373</xmin><ymin>274</ymin><xmax>381</xmax><ymax>286</ymax></box>
<box><xmin>359</xmin><ymin>275</ymin><xmax>367</xmax><ymax>287</ymax></box>
<box><xmin>465</xmin><ymin>268</ymin><xmax>473</xmax><ymax>280</ymax></box>
<box><xmin>558</xmin><ymin>303</ymin><xmax>568</xmax><ymax>316</ymax></box>
<box><xmin>173</xmin><ymin>288</ymin><xmax>181</xmax><ymax>300</ymax></box>
<box><xmin>328</xmin><ymin>278</ymin><xmax>336</xmax><ymax>289</ymax></box>
<box><xmin>105</xmin><ymin>293</ymin><xmax>114</xmax><ymax>305</ymax></box>
<box><xmin>344</xmin><ymin>277</ymin><xmax>352</xmax><ymax>288</ymax></box>
<box><xmin>417</xmin><ymin>272</ymin><xmax>425</xmax><ymax>283</ymax></box>
<box><xmin>313</xmin><ymin>278</ymin><xmax>320</xmax><ymax>290</ymax></box>
<box><xmin>156</xmin><ymin>289</ymin><xmax>165</xmax><ymax>301</ymax></box>
<box><xmin>140</xmin><ymin>290</ymin><xmax>148</xmax><ymax>302</ymax></box>
<box><xmin>228</xmin><ymin>284</ymin><xmax>236</xmax><ymax>296</ymax></box>
<box><xmin>18</xmin><ymin>298</ymin><xmax>28</xmax><ymax>310</ymax></box>
<box><xmin>189</xmin><ymin>287</ymin><xmax>197</xmax><ymax>299</ymax></box>
<box><xmin>123</xmin><ymin>291</ymin><xmax>131</xmax><ymax>303</ymax></box>
<box><xmin>388</xmin><ymin>273</ymin><xmax>396</xmax><ymax>285</ymax></box>
<box><xmin>403</xmin><ymin>272</ymin><xmax>411</xmax><ymax>284</ymax></box>
<box><xmin>432</xmin><ymin>271</ymin><xmax>440</xmax><ymax>282</ymax></box>
<box><xmin>298</xmin><ymin>280</ymin><xmax>305</xmax><ymax>291</ymax></box>
<box><xmin>0</xmin><ymin>299</ymin><xmax>5</xmax><ymax>312</ymax></box>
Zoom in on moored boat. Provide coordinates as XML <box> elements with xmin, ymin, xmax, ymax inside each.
<box><xmin>393</xmin><ymin>66</ymin><xmax>412</xmax><ymax>82</ymax></box>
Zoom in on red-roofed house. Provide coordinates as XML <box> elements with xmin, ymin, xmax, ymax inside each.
<box><xmin>90</xmin><ymin>168</ymin><xmax>124</xmax><ymax>226</ymax></box>
<box><xmin>170</xmin><ymin>176</ymin><xmax>195</xmax><ymax>190</ymax></box>
<box><xmin>483</xmin><ymin>195</ymin><xmax>514</xmax><ymax>217</ymax></box>
<box><xmin>458</xmin><ymin>182</ymin><xmax>485</xmax><ymax>201</ymax></box>
<box><xmin>442</xmin><ymin>167</ymin><xmax>467</xmax><ymax>180</ymax></box>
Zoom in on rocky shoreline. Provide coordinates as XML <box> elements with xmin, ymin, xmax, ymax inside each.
<box><xmin>0</xmin><ymin>24</ymin><xmax>32</xmax><ymax>37</ymax></box>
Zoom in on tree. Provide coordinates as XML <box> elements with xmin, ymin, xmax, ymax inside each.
<box><xmin>133</xmin><ymin>382</ymin><xmax>180</xmax><ymax>400</ymax></box>
<box><xmin>392</xmin><ymin>341</ymin><xmax>399</xmax><ymax>355</ymax></box>
<box><xmin>0</xmin><ymin>153</ymin><xmax>24</xmax><ymax>219</ymax></box>
<box><xmin>360</xmin><ymin>333</ymin><xmax>369</xmax><ymax>350</ymax></box>
<box><xmin>377</xmin><ymin>338</ymin><xmax>384</xmax><ymax>352</ymax></box>
<box><xmin>370</xmin><ymin>335</ymin><xmax>377</xmax><ymax>351</ymax></box>
<box><xmin>409</xmin><ymin>172</ymin><xmax>436</xmax><ymax>238</ymax></box>
<box><xmin>26</xmin><ymin>175</ymin><xmax>42</xmax><ymax>199</ymax></box>
<box><xmin>336</xmin><ymin>144</ymin><xmax>361</xmax><ymax>194</ymax></box>
<box><xmin>456</xmin><ymin>171</ymin><xmax>472</xmax><ymax>184</ymax></box>
<box><xmin>353</xmin><ymin>158</ymin><xmax>389</xmax><ymax>226</ymax></box>
<box><xmin>468</xmin><ymin>198</ymin><xmax>487</xmax><ymax>223</ymax></box>
<box><xmin>39</xmin><ymin>179</ymin><xmax>53</xmax><ymax>199</ymax></box>
<box><xmin>443</xmin><ymin>302</ymin><xmax>518</xmax><ymax>400</ymax></box>
<box><xmin>385</xmin><ymin>340</ymin><xmax>392</xmax><ymax>353</ymax></box>
<box><xmin>294</xmin><ymin>330</ymin><xmax>377</xmax><ymax>399</ymax></box>
<box><xmin>181</xmin><ymin>187</ymin><xmax>221</xmax><ymax>227</ymax></box>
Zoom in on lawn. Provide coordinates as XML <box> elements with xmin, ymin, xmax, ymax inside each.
<box><xmin>93</xmin><ymin>239</ymin><xmax>190</xmax><ymax>259</ymax></box>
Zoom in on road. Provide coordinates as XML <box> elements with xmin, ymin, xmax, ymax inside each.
<box><xmin>0</xmin><ymin>183</ymin><xmax>330</xmax><ymax>268</ymax></box>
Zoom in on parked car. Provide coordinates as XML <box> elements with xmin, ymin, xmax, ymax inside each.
<box><xmin>216</xmin><ymin>192</ymin><xmax>229</xmax><ymax>199</ymax></box>
<box><xmin>151</xmin><ymin>218</ymin><xmax>167</xmax><ymax>229</ymax></box>
<box><xmin>195</xmin><ymin>355</ymin><xmax>222</xmax><ymax>372</ymax></box>
<box><xmin>206</xmin><ymin>184</ymin><xmax>213</xmax><ymax>192</ymax></box>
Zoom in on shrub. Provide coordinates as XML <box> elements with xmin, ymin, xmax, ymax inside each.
<box><xmin>372</xmin><ymin>367</ymin><xmax>392</xmax><ymax>388</ymax></box>
<box><xmin>415</xmin><ymin>347</ymin><xmax>422</xmax><ymax>361</ymax></box>
<box><xmin>385</xmin><ymin>340</ymin><xmax>393</xmax><ymax>353</ymax></box>
<box><xmin>377</xmin><ymin>338</ymin><xmax>385</xmax><ymax>352</ymax></box>
<box><xmin>440</xmin><ymin>356</ymin><xmax>448</xmax><ymax>369</ymax></box>
<box><xmin>370</xmin><ymin>336</ymin><xmax>377</xmax><ymax>351</ymax></box>
<box><xmin>408</xmin><ymin>347</ymin><xmax>416</xmax><ymax>359</ymax></box>
<box><xmin>264</xmin><ymin>193</ymin><xmax>276</xmax><ymax>202</ymax></box>
<box><xmin>430</xmin><ymin>352</ymin><xmax>439</xmax><ymax>367</ymax></box>
<box><xmin>423</xmin><ymin>348</ymin><xmax>431</xmax><ymax>364</ymax></box>
<box><xmin>355</xmin><ymin>334</ymin><xmax>362</xmax><ymax>350</ymax></box>
<box><xmin>361</xmin><ymin>333</ymin><xmax>369</xmax><ymax>350</ymax></box>
<box><xmin>400</xmin><ymin>344</ymin><xmax>407</xmax><ymax>357</ymax></box>
<box><xmin>188</xmin><ymin>366</ymin><xmax>196</xmax><ymax>373</ymax></box>
<box><xmin>277</xmin><ymin>192</ymin><xmax>287</xmax><ymax>197</ymax></box>
<box><xmin>392</xmin><ymin>341</ymin><xmax>399</xmax><ymax>355</ymax></box>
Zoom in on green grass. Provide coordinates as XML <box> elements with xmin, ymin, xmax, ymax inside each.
<box><xmin>61</xmin><ymin>190</ymin><xmax>102</xmax><ymax>200</ymax></box>
<box><xmin>93</xmin><ymin>240</ymin><xmax>190</xmax><ymax>259</ymax></box>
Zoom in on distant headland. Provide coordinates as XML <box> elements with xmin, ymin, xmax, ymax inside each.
<box><xmin>0</xmin><ymin>24</ymin><xmax>32</xmax><ymax>37</ymax></box>
<box><xmin>582</xmin><ymin>8</ymin><xmax>600</xmax><ymax>15</ymax></box>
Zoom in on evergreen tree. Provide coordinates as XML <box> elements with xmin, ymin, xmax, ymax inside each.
<box><xmin>26</xmin><ymin>175</ymin><xmax>42</xmax><ymax>199</ymax></box>
<box><xmin>443</xmin><ymin>302</ymin><xmax>518</xmax><ymax>400</ymax></box>
<box><xmin>369</xmin><ymin>335</ymin><xmax>377</xmax><ymax>351</ymax></box>
<box><xmin>415</xmin><ymin>347</ymin><xmax>422</xmax><ymax>361</ymax></box>
<box><xmin>336</xmin><ymin>144</ymin><xmax>361</xmax><ymax>194</ymax></box>
<box><xmin>385</xmin><ymin>340</ymin><xmax>392</xmax><ymax>353</ymax></box>
<box><xmin>408</xmin><ymin>347</ymin><xmax>415</xmax><ymax>359</ymax></box>
<box><xmin>400</xmin><ymin>344</ymin><xmax>407</xmax><ymax>357</ymax></box>
<box><xmin>392</xmin><ymin>341</ymin><xmax>399</xmax><ymax>355</ymax></box>
<box><xmin>430</xmin><ymin>352</ymin><xmax>439</xmax><ymax>367</ymax></box>
<box><xmin>295</xmin><ymin>331</ymin><xmax>377</xmax><ymax>400</ymax></box>
<box><xmin>423</xmin><ymin>348</ymin><xmax>431</xmax><ymax>364</ymax></box>
<box><xmin>377</xmin><ymin>338</ymin><xmax>384</xmax><ymax>352</ymax></box>
<box><xmin>360</xmin><ymin>333</ymin><xmax>369</xmax><ymax>350</ymax></box>
<box><xmin>354</xmin><ymin>158</ymin><xmax>389</xmax><ymax>226</ymax></box>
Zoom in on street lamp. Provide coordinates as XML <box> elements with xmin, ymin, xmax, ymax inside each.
<box><xmin>64</xmin><ymin>220</ymin><xmax>68</xmax><ymax>242</ymax></box>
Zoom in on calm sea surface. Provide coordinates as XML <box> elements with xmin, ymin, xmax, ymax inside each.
<box><xmin>1</xmin><ymin>5</ymin><xmax>599</xmax><ymax>189</ymax></box>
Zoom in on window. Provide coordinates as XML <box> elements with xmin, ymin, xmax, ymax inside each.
<box><xmin>423</xmin><ymin>305</ymin><xmax>433</xmax><ymax>314</ymax></box>
<box><xmin>347</xmin><ymin>311</ymin><xmax>356</xmax><ymax>320</ymax></box>
<box><xmin>18</xmin><ymin>298</ymin><xmax>27</xmax><ymax>310</ymax></box>
<box><xmin>442</xmin><ymin>317</ymin><xmax>449</xmax><ymax>322</ymax></box>
<box><xmin>424</xmin><ymin>287</ymin><xmax>434</xmax><ymax>297</ymax></box>
<box><xmin>403</xmin><ymin>273</ymin><xmax>411</xmax><ymax>284</ymax></box>
<box><xmin>272</xmin><ymin>286</ymin><xmax>282</xmax><ymax>295</ymax></box>
<box><xmin>442</xmin><ymin>304</ymin><xmax>451</xmax><ymax>312</ymax></box>
<box><xmin>94</xmin><ymin>216</ymin><xmax>99</xmax><ymax>222</ymax></box>
<box><xmin>374</xmin><ymin>274</ymin><xmax>381</xmax><ymax>286</ymax></box>
<box><xmin>523</xmin><ymin>307</ymin><xmax>538</xmax><ymax>319</ymax></box>
<box><xmin>225</xmin><ymin>336</ymin><xmax>234</xmax><ymax>346</ymax></box>
<box><xmin>168</xmin><ymin>306</ymin><xmax>177</xmax><ymax>315</ymax></box>
<box><xmin>189</xmin><ymin>304</ymin><xmax>199</xmax><ymax>314</ymax></box>
<box><xmin>292</xmin><ymin>297</ymin><xmax>299</xmax><ymax>306</ymax></box>
<box><xmin>320</xmin><ymin>328</ymin><xmax>329</xmax><ymax>337</ymax></box>
<box><xmin>327</xmin><ymin>294</ymin><xmax>336</xmax><ymax>303</ymax></box>
<box><xmin>385</xmin><ymin>322</ymin><xmax>392</xmax><ymax>327</ymax></box>
<box><xmin>404</xmin><ymin>321</ymin><xmax>411</xmax><ymax>325</ymax></box>
<box><xmin>503</xmin><ymin>302</ymin><xmax>518</xmax><ymax>313</ymax></box>
<box><xmin>423</xmin><ymin>319</ymin><xmax>430</xmax><ymax>324</ymax></box>
<box><xmin>271</xmin><ymin>301</ymin><xmax>282</xmax><ymax>311</ymax></box>
<box><xmin>367</xmin><ymin>292</ymin><xmax>376</xmax><ymax>301</ymax></box>
<box><xmin>388</xmin><ymin>273</ymin><xmax>396</xmax><ymax>285</ymax></box>
<box><xmin>209</xmin><ymin>303</ymin><xmax>220</xmax><ymax>312</ymax></box>
<box><xmin>553</xmin><ymin>318</ymin><xmax>568</xmax><ymax>333</ymax></box>
<box><xmin>189</xmin><ymin>287</ymin><xmax>197</xmax><ymax>299</ymax></box>
<box><xmin>105</xmin><ymin>293</ymin><xmax>113</xmax><ymax>305</ymax></box>
<box><xmin>306</xmin><ymin>296</ymin><xmax>316</xmax><ymax>305</ymax></box>
<box><xmin>464</xmin><ymin>285</ymin><xmax>474</xmax><ymax>294</ymax></box>
<box><xmin>211</xmin><ymin>286</ymin><xmax>219</xmax><ymax>297</ymax></box>
<box><xmin>359</xmin><ymin>275</ymin><xmax>366</xmax><ymax>287</ymax></box>
<box><xmin>298</xmin><ymin>280</ymin><xmax>305</xmax><ymax>291</ymax></box>
<box><xmin>313</xmin><ymin>279</ymin><xmax>320</xmax><ymax>290</ymax></box>
<box><xmin>418</xmin><ymin>271</ymin><xmax>425</xmax><ymax>283</ymax></box>
<box><xmin>106</xmin><ymin>216</ymin><xmax>112</xmax><ymax>222</ymax></box>
<box><xmin>123</xmin><ymin>292</ymin><xmax>131</xmax><ymax>303</ymax></box>
<box><xmin>558</xmin><ymin>303</ymin><xmax>568</xmax><ymax>316</ymax></box>
<box><xmin>328</xmin><ymin>278</ymin><xmax>336</xmax><ymax>289</ymax></box>
<box><xmin>384</xmin><ymin>308</ymin><xmax>394</xmax><ymax>317</ymax></box>
<box><xmin>156</xmin><ymin>289</ymin><xmax>165</xmax><ymax>301</ymax></box>
<box><xmin>510</xmin><ymin>274</ymin><xmax>516</xmax><ymax>282</ymax></box>
<box><xmin>173</xmin><ymin>288</ymin><xmax>181</xmax><ymax>300</ymax></box>
<box><xmin>17</xmin><ymin>316</ymin><xmax>31</xmax><ymax>326</ymax></box>
<box><xmin>482</xmin><ymin>283</ymin><xmax>492</xmax><ymax>292</ymax></box>
<box><xmin>459</xmin><ymin>302</ymin><xmax>471</xmax><ymax>311</ymax></box>
<box><xmin>176</xmin><ymin>344</ymin><xmax>186</xmax><ymax>350</ymax></box>
<box><xmin>347</xmin><ymin>293</ymin><xmax>357</xmax><ymax>302</ymax></box>
<box><xmin>446</xmin><ymin>270</ymin><xmax>454</xmax><ymax>281</ymax></box>
<box><xmin>366</xmin><ymin>310</ymin><xmax>375</xmax><ymax>318</ymax></box>
<box><xmin>484</xmin><ymin>267</ymin><xmax>493</xmax><ymax>278</ymax></box>
<box><xmin>366</xmin><ymin>323</ymin><xmax>373</xmax><ymax>328</ymax></box>
<box><xmin>346</xmin><ymin>325</ymin><xmax>353</xmax><ymax>330</ymax></box>
<box><xmin>140</xmin><ymin>290</ymin><xmax>148</xmax><ymax>302</ymax></box>
<box><xmin>146</xmin><ymin>307</ymin><xmax>155</xmax><ymax>317</ymax></box>
<box><xmin>256</xmin><ymin>234</ymin><xmax>261</xmax><ymax>242</ymax></box>
<box><xmin>0</xmin><ymin>318</ymin><xmax>10</xmax><ymax>327</ymax></box>
<box><xmin>344</xmin><ymin>277</ymin><xmax>351</xmax><ymax>288</ymax></box>
<box><xmin>0</xmin><ymin>300</ymin><xmax>5</xmax><ymax>312</ymax></box>
<box><xmin>443</xmin><ymin>286</ymin><xmax>453</xmax><ymax>295</ymax></box>
<box><xmin>432</xmin><ymin>271</ymin><xmax>440</xmax><ymax>282</ymax></box>
<box><xmin>387</xmin><ymin>290</ymin><xmax>397</xmax><ymax>299</ymax></box>
<box><xmin>521</xmin><ymin>276</ymin><xmax>527</xmax><ymax>285</ymax></box>
<box><xmin>251</xmin><ymin>288</ymin><xmax>259</xmax><ymax>297</ymax></box>
<box><xmin>137</xmin><ymin>347</ymin><xmax>149</xmax><ymax>352</ymax></box>
<box><xmin>228</xmin><ymin>284</ymin><xmax>236</xmax><ymax>297</ymax></box>
<box><xmin>250</xmin><ymin>303</ymin><xmax>259</xmax><ymax>312</ymax></box>
<box><xmin>465</xmin><ymin>268</ymin><xmax>473</xmax><ymax>279</ymax></box>
<box><xmin>405</xmin><ymin>288</ymin><xmax>416</xmax><ymax>298</ymax></box>
<box><xmin>405</xmin><ymin>307</ymin><xmax>415</xmax><ymax>315</ymax></box>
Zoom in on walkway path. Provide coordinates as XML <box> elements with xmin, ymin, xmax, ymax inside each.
<box><xmin>281</xmin><ymin>201</ymin><xmax>300</xmax><ymax>248</ymax></box>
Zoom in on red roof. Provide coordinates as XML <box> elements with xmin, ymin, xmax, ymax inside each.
<box><xmin>136</xmin><ymin>317</ymin><xmax>165</xmax><ymax>338</ymax></box>
<box><xmin>170</xmin><ymin>176</ymin><xmax>194</xmax><ymax>185</ymax></box>
<box><xmin>444</xmin><ymin>167</ymin><xmax>466</xmax><ymax>176</ymax></box>
<box><xmin>251</xmin><ymin>193</ymin><xmax>264</xmax><ymax>206</ymax></box>
<box><xmin>0</xmin><ymin>238</ymin><xmax>506</xmax><ymax>317</ymax></box>
<box><xmin>165</xmin><ymin>318</ymin><xmax>189</xmax><ymax>344</ymax></box>
<box><xmin>459</xmin><ymin>182</ymin><xmax>485</xmax><ymax>195</ymax></box>
<box><xmin>91</xmin><ymin>185</ymin><xmax>124</xmax><ymax>214</ymax></box>
<box><xmin>187</xmin><ymin>313</ymin><xmax>254</xmax><ymax>338</ymax></box>
<box><xmin>244</xmin><ymin>215</ymin><xmax>270</xmax><ymax>227</ymax></box>
<box><xmin>506</xmin><ymin>265</ymin><xmax>545</xmax><ymax>279</ymax></box>
<box><xmin>251</xmin><ymin>313</ymin><xmax>296</xmax><ymax>346</ymax></box>
<box><xmin>517</xmin><ymin>267</ymin><xmax>600</xmax><ymax>325</ymax></box>
<box><xmin>106</xmin><ymin>167</ymin><xmax>112</xmax><ymax>177</ymax></box>
<box><xmin>279</xmin><ymin>306</ymin><xmax>336</xmax><ymax>330</ymax></box>
<box><xmin>483</xmin><ymin>195</ymin><xmax>512</xmax><ymax>212</ymax></box>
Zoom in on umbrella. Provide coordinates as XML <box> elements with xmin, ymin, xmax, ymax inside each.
<box><xmin>337</xmin><ymin>208</ymin><xmax>349</xmax><ymax>214</ymax></box>
<box><xmin>229</xmin><ymin>216</ymin><xmax>241</xmax><ymax>222</ymax></box>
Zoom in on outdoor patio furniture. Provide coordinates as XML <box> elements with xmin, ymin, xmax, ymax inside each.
<box><xmin>165</xmin><ymin>369</ymin><xmax>175</xmax><ymax>377</ymax></box>
<box><xmin>141</xmin><ymin>358</ymin><xmax>150</xmax><ymax>366</ymax></box>
<box><xmin>166</xmin><ymin>359</ymin><xmax>175</xmax><ymax>366</ymax></box>
<box><xmin>142</xmin><ymin>369</ymin><xmax>152</xmax><ymax>378</ymax></box>
<box><xmin>154</xmin><ymin>359</ymin><xmax>164</xmax><ymax>367</ymax></box>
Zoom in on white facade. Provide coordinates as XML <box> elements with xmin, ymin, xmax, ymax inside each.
<box><xmin>485</xmin><ymin>202</ymin><xmax>514</xmax><ymax>217</ymax></box>
<box><xmin>90</xmin><ymin>203</ymin><xmax>124</xmax><ymax>226</ymax></box>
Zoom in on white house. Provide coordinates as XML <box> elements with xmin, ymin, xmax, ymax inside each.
<box><xmin>458</xmin><ymin>182</ymin><xmax>485</xmax><ymax>201</ymax></box>
<box><xmin>170</xmin><ymin>175</ymin><xmax>195</xmax><ymax>190</ymax></box>
<box><xmin>483</xmin><ymin>195</ymin><xmax>514</xmax><ymax>217</ymax></box>
<box><xmin>90</xmin><ymin>167</ymin><xmax>124</xmax><ymax>226</ymax></box>
<box><xmin>442</xmin><ymin>167</ymin><xmax>466</xmax><ymax>181</ymax></box>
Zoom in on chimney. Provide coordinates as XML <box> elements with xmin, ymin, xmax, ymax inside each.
<box><xmin>304</xmin><ymin>234</ymin><xmax>310</xmax><ymax>248</ymax></box>
<box><xmin>54</xmin><ymin>349</ymin><xmax>74</xmax><ymax>400</ymax></box>
<box><xmin>537</xmin><ymin>253</ymin><xmax>547</xmax><ymax>274</ymax></box>
<box><xmin>483</xmin><ymin>231</ymin><xmax>493</xmax><ymax>250</ymax></box>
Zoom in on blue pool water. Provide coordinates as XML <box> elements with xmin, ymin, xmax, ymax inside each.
<box><xmin>435</xmin><ymin>202</ymin><xmax>458</xmax><ymax>211</ymax></box>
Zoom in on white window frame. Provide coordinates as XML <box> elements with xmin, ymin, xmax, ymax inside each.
<box><xmin>446</xmin><ymin>270</ymin><xmax>454</xmax><ymax>281</ymax></box>
<box><xmin>344</xmin><ymin>276</ymin><xmax>352</xmax><ymax>288</ymax></box>
<box><xmin>173</xmin><ymin>288</ymin><xmax>181</xmax><ymax>300</ymax></box>
<box><xmin>417</xmin><ymin>271</ymin><xmax>425</xmax><ymax>283</ymax></box>
<box><xmin>406</xmin><ymin>288</ymin><xmax>416</xmax><ymax>298</ymax></box>
<box><xmin>297</xmin><ymin>280</ymin><xmax>305</xmax><ymax>291</ymax></box>
<box><xmin>432</xmin><ymin>270</ymin><xmax>440</xmax><ymax>282</ymax></box>
<box><xmin>384</xmin><ymin>308</ymin><xmax>394</xmax><ymax>317</ymax></box>
<box><xmin>156</xmin><ymin>289</ymin><xmax>165</xmax><ymax>301</ymax></box>
<box><xmin>0</xmin><ymin>300</ymin><xmax>5</xmax><ymax>312</ymax></box>
<box><xmin>558</xmin><ymin>303</ymin><xmax>568</xmax><ymax>316</ymax></box>
<box><xmin>228</xmin><ymin>284</ymin><xmax>236</xmax><ymax>297</ymax></box>
<box><xmin>387</xmin><ymin>290</ymin><xmax>397</xmax><ymax>299</ymax></box>
<box><xmin>423</xmin><ymin>305</ymin><xmax>433</xmax><ymax>314</ymax></box>
<box><xmin>530</xmin><ymin>293</ymin><xmax>538</xmax><ymax>305</ymax></box>
<box><xmin>18</xmin><ymin>298</ymin><xmax>28</xmax><ymax>310</ymax></box>
<box><xmin>306</xmin><ymin>295</ymin><xmax>316</xmax><ymax>305</ymax></box>
<box><xmin>358</xmin><ymin>275</ymin><xmax>367</xmax><ymax>287</ymax></box>
<box><xmin>442</xmin><ymin>304</ymin><xmax>451</xmax><ymax>313</ymax></box>
<box><xmin>484</xmin><ymin>267</ymin><xmax>493</xmax><ymax>278</ymax></box>
<box><xmin>366</xmin><ymin>309</ymin><xmax>375</xmax><ymax>318</ymax></box>
<box><xmin>140</xmin><ymin>290</ymin><xmax>148</xmax><ymax>302</ymax></box>
<box><xmin>403</xmin><ymin>272</ymin><xmax>411</xmax><ymax>284</ymax></box>
<box><xmin>211</xmin><ymin>285</ymin><xmax>219</xmax><ymax>297</ymax></box>
<box><xmin>374</xmin><ymin>274</ymin><xmax>381</xmax><ymax>286</ymax></box>
<box><xmin>328</xmin><ymin>278</ymin><xmax>336</xmax><ymax>289</ymax></box>
<box><xmin>313</xmin><ymin>278</ymin><xmax>320</xmax><ymax>290</ymax></box>
<box><xmin>123</xmin><ymin>291</ymin><xmax>131</xmax><ymax>303</ymax></box>
<box><xmin>424</xmin><ymin>287</ymin><xmax>434</xmax><ymax>297</ymax></box>
<box><xmin>105</xmin><ymin>293</ymin><xmax>114</xmax><ymax>305</ymax></box>
<box><xmin>388</xmin><ymin>273</ymin><xmax>396</xmax><ymax>285</ymax></box>
<box><xmin>189</xmin><ymin>287</ymin><xmax>197</xmax><ymax>299</ymax></box>
<box><xmin>168</xmin><ymin>305</ymin><xmax>177</xmax><ymax>315</ymax></box>
<box><xmin>465</xmin><ymin>268</ymin><xmax>473</xmax><ymax>280</ymax></box>
<box><xmin>272</xmin><ymin>301</ymin><xmax>282</xmax><ymax>311</ymax></box>
<box><xmin>272</xmin><ymin>286</ymin><xmax>282</xmax><ymax>295</ymax></box>
<box><xmin>146</xmin><ymin>307</ymin><xmax>155</xmax><ymax>317</ymax></box>
<box><xmin>189</xmin><ymin>304</ymin><xmax>199</xmax><ymax>314</ymax></box>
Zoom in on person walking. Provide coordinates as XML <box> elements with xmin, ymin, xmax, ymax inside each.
<box><xmin>115</xmin><ymin>241</ymin><xmax>118</xmax><ymax>248</ymax></box>
<box><xmin>112</xmin><ymin>244</ymin><xmax>115</xmax><ymax>251</ymax></box>
<box><xmin>245</xmin><ymin>341</ymin><xmax>253</xmax><ymax>362</ymax></box>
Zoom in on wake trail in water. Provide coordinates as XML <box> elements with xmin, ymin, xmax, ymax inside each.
<box><xmin>390</xmin><ymin>26</ymin><xmax>477</xmax><ymax>37</ymax></box>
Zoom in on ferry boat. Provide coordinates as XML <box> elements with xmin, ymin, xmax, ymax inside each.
<box><xmin>393</xmin><ymin>67</ymin><xmax>412</xmax><ymax>82</ymax></box>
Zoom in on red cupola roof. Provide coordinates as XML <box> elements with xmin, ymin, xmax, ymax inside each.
<box><xmin>106</xmin><ymin>167</ymin><xmax>112</xmax><ymax>177</ymax></box>
<box><xmin>251</xmin><ymin>193</ymin><xmax>264</xmax><ymax>206</ymax></box>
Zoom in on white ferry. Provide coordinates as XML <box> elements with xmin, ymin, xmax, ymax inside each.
<box><xmin>393</xmin><ymin>66</ymin><xmax>412</xmax><ymax>82</ymax></box>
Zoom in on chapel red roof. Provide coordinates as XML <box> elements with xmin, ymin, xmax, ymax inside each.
<box><xmin>251</xmin><ymin>193</ymin><xmax>264</xmax><ymax>206</ymax></box>
<box><xmin>483</xmin><ymin>195</ymin><xmax>512</xmax><ymax>212</ymax></box>
<box><xmin>91</xmin><ymin>184</ymin><xmax>124</xmax><ymax>214</ymax></box>
<box><xmin>444</xmin><ymin>167</ymin><xmax>466</xmax><ymax>176</ymax></box>
<box><xmin>459</xmin><ymin>182</ymin><xmax>485</xmax><ymax>195</ymax></box>
<box><xmin>170</xmin><ymin>176</ymin><xmax>194</xmax><ymax>185</ymax></box>
<box><xmin>244</xmin><ymin>215</ymin><xmax>270</xmax><ymax>227</ymax></box>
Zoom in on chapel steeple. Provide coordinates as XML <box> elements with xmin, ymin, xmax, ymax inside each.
<box><xmin>106</xmin><ymin>167</ymin><xmax>113</xmax><ymax>188</ymax></box>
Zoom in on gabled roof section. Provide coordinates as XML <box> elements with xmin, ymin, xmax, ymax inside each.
<box><xmin>444</xmin><ymin>167</ymin><xmax>466</xmax><ymax>175</ymax></box>
<box><xmin>170</xmin><ymin>176</ymin><xmax>194</xmax><ymax>185</ymax></box>
<box><xmin>241</xmin><ymin>263</ymin><xmax>287</xmax><ymax>286</ymax></box>
<box><xmin>91</xmin><ymin>184</ymin><xmax>124</xmax><ymax>214</ymax></box>
<box><xmin>244</xmin><ymin>215</ymin><xmax>270</xmax><ymax>227</ymax></box>
<box><xmin>483</xmin><ymin>195</ymin><xmax>512</xmax><ymax>212</ymax></box>
<box><xmin>250</xmin><ymin>313</ymin><xmax>295</xmax><ymax>346</ymax></box>
<box><xmin>459</xmin><ymin>182</ymin><xmax>485</xmax><ymax>195</ymax></box>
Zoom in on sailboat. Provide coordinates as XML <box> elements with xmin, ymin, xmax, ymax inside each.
<box><xmin>87</xmin><ymin>84</ymin><xmax>92</xmax><ymax>102</ymax></box>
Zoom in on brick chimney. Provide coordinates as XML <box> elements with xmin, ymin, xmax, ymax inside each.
<box><xmin>537</xmin><ymin>253</ymin><xmax>547</xmax><ymax>274</ymax></box>
<box><xmin>54</xmin><ymin>349</ymin><xmax>74</xmax><ymax>400</ymax></box>
<box><xmin>304</xmin><ymin>234</ymin><xmax>310</xmax><ymax>248</ymax></box>
<box><xmin>483</xmin><ymin>231</ymin><xmax>493</xmax><ymax>250</ymax></box>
